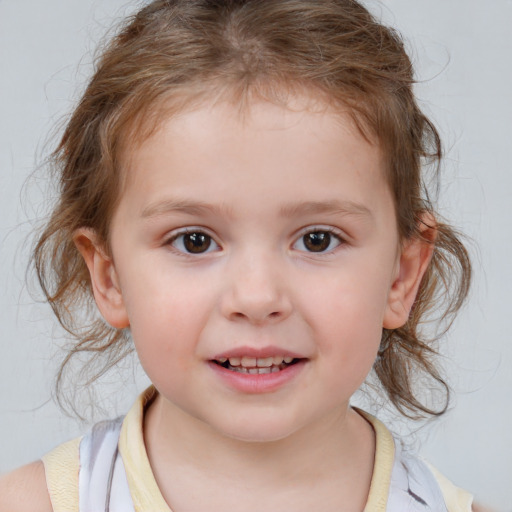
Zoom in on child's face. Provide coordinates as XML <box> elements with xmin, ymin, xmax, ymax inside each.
<box><xmin>83</xmin><ymin>95</ymin><xmax>428</xmax><ymax>442</ymax></box>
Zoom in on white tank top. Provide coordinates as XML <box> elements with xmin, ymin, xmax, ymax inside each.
<box><xmin>43</xmin><ymin>388</ymin><xmax>473</xmax><ymax>512</ymax></box>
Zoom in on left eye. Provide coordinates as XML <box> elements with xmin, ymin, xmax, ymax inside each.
<box><xmin>170</xmin><ymin>231</ymin><xmax>220</xmax><ymax>254</ymax></box>
<box><xmin>293</xmin><ymin>230</ymin><xmax>342</xmax><ymax>253</ymax></box>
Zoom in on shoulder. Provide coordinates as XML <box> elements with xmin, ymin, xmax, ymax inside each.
<box><xmin>0</xmin><ymin>460</ymin><xmax>53</xmax><ymax>512</ymax></box>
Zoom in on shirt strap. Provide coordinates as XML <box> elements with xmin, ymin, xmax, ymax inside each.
<box><xmin>42</xmin><ymin>436</ymin><xmax>81</xmax><ymax>512</ymax></box>
<box><xmin>426</xmin><ymin>462</ymin><xmax>473</xmax><ymax>512</ymax></box>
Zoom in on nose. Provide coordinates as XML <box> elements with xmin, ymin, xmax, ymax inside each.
<box><xmin>220</xmin><ymin>250</ymin><xmax>292</xmax><ymax>325</ymax></box>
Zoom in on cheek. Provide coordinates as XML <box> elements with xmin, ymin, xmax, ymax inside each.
<box><xmin>127</xmin><ymin>294</ymin><xmax>198</xmax><ymax>397</ymax></box>
<box><xmin>320</xmin><ymin>303</ymin><xmax>382</xmax><ymax>369</ymax></box>
<box><xmin>320</xmin><ymin>305</ymin><xmax>382</xmax><ymax>397</ymax></box>
<box><xmin>120</xmin><ymin>255</ymin><xmax>213</xmax><ymax>324</ymax></box>
<box><xmin>297</xmin><ymin>266</ymin><xmax>390</xmax><ymax>375</ymax></box>
<box><xmin>300</xmin><ymin>264</ymin><xmax>394</xmax><ymax>333</ymax></box>
<box><xmin>120</xmin><ymin>266</ymin><xmax>218</xmax><ymax>362</ymax></box>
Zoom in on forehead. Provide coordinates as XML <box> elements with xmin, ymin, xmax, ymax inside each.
<box><xmin>126</xmin><ymin>96</ymin><xmax>377</xmax><ymax>174</ymax></box>
<box><xmin>121</xmin><ymin>90</ymin><xmax>382</xmax><ymax>176</ymax></box>
<box><xmin>119</xmin><ymin>85</ymin><xmax>380</xmax><ymax>166</ymax></box>
<box><xmin>113</xmin><ymin>96</ymin><xmax>395</xmax><ymax>231</ymax></box>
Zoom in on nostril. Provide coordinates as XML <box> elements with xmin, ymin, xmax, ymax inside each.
<box><xmin>231</xmin><ymin>310</ymin><xmax>282</xmax><ymax>321</ymax></box>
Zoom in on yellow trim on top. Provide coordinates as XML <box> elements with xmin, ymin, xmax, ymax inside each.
<box><xmin>118</xmin><ymin>388</ymin><xmax>397</xmax><ymax>512</ymax></box>
<box><xmin>42</xmin><ymin>388</ymin><xmax>473</xmax><ymax>512</ymax></box>
<box><xmin>357</xmin><ymin>410</ymin><xmax>396</xmax><ymax>512</ymax></box>
<box><xmin>119</xmin><ymin>386</ymin><xmax>172</xmax><ymax>512</ymax></box>
<box><xmin>426</xmin><ymin>462</ymin><xmax>473</xmax><ymax>512</ymax></box>
<box><xmin>42</xmin><ymin>436</ymin><xmax>81</xmax><ymax>512</ymax></box>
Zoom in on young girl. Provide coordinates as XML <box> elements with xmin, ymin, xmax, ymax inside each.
<box><xmin>0</xmin><ymin>0</ymin><xmax>481</xmax><ymax>510</ymax></box>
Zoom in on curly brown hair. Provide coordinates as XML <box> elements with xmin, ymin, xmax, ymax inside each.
<box><xmin>33</xmin><ymin>0</ymin><xmax>471</xmax><ymax>418</ymax></box>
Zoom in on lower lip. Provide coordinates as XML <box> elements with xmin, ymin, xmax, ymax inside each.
<box><xmin>208</xmin><ymin>360</ymin><xmax>307</xmax><ymax>394</ymax></box>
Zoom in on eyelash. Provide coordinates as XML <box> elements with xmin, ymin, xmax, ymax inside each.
<box><xmin>165</xmin><ymin>228</ymin><xmax>220</xmax><ymax>256</ymax></box>
<box><xmin>292</xmin><ymin>226</ymin><xmax>345</xmax><ymax>254</ymax></box>
<box><xmin>164</xmin><ymin>226</ymin><xmax>346</xmax><ymax>256</ymax></box>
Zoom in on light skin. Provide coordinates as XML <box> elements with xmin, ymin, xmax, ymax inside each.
<box><xmin>0</xmin><ymin>95</ymin><xmax>442</xmax><ymax>511</ymax></box>
<box><xmin>76</xmin><ymin>96</ymin><xmax>433</xmax><ymax>511</ymax></box>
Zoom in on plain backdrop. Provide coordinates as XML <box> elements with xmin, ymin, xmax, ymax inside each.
<box><xmin>0</xmin><ymin>1</ymin><xmax>510</xmax><ymax>510</ymax></box>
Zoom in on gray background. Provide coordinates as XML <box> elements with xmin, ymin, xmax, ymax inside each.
<box><xmin>0</xmin><ymin>1</ymin><xmax>510</xmax><ymax>510</ymax></box>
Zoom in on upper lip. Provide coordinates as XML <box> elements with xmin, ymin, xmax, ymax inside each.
<box><xmin>211</xmin><ymin>346</ymin><xmax>305</xmax><ymax>361</ymax></box>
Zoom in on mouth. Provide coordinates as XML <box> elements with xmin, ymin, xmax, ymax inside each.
<box><xmin>212</xmin><ymin>355</ymin><xmax>302</xmax><ymax>375</ymax></box>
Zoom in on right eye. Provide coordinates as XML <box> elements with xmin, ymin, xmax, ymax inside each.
<box><xmin>168</xmin><ymin>230</ymin><xmax>220</xmax><ymax>255</ymax></box>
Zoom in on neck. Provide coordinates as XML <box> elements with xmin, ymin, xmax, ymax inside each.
<box><xmin>143</xmin><ymin>393</ymin><xmax>375</xmax><ymax>511</ymax></box>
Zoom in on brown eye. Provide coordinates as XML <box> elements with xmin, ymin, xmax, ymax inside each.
<box><xmin>303</xmin><ymin>232</ymin><xmax>331</xmax><ymax>252</ymax></box>
<box><xmin>183</xmin><ymin>232</ymin><xmax>212</xmax><ymax>253</ymax></box>
<box><xmin>293</xmin><ymin>229</ymin><xmax>342</xmax><ymax>253</ymax></box>
<box><xmin>171</xmin><ymin>231</ymin><xmax>218</xmax><ymax>254</ymax></box>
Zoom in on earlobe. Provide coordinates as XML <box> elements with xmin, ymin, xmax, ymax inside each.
<box><xmin>74</xmin><ymin>229</ymin><xmax>130</xmax><ymax>329</ymax></box>
<box><xmin>383</xmin><ymin>215</ymin><xmax>436</xmax><ymax>329</ymax></box>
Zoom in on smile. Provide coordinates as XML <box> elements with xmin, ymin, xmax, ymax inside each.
<box><xmin>214</xmin><ymin>355</ymin><xmax>299</xmax><ymax>374</ymax></box>
<box><xmin>209</xmin><ymin>348</ymin><xmax>307</xmax><ymax>393</ymax></box>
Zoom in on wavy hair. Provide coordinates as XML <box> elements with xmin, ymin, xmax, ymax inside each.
<box><xmin>33</xmin><ymin>0</ymin><xmax>471</xmax><ymax>418</ymax></box>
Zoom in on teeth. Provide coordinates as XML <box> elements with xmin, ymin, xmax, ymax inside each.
<box><xmin>220</xmin><ymin>355</ymin><xmax>298</xmax><ymax>373</ymax></box>
<box><xmin>232</xmin><ymin>366</ymin><xmax>278</xmax><ymax>375</ymax></box>
<box><xmin>224</xmin><ymin>355</ymin><xmax>295</xmax><ymax>367</ymax></box>
<box><xmin>241</xmin><ymin>356</ymin><xmax>257</xmax><ymax>367</ymax></box>
<box><xmin>256</xmin><ymin>357</ymin><xmax>274</xmax><ymax>368</ymax></box>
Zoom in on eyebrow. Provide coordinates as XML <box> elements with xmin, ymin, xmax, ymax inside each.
<box><xmin>278</xmin><ymin>200</ymin><xmax>373</xmax><ymax>219</ymax></box>
<box><xmin>142</xmin><ymin>199</ymin><xmax>233</xmax><ymax>219</ymax></box>
<box><xmin>141</xmin><ymin>198</ymin><xmax>372</xmax><ymax>220</ymax></box>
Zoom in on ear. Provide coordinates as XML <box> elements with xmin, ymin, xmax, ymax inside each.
<box><xmin>383</xmin><ymin>214</ymin><xmax>436</xmax><ymax>329</ymax></box>
<box><xmin>74</xmin><ymin>228</ymin><xmax>130</xmax><ymax>329</ymax></box>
